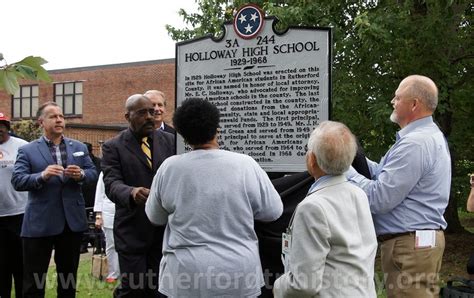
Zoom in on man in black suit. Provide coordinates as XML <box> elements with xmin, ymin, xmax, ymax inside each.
<box><xmin>143</xmin><ymin>90</ymin><xmax>176</xmax><ymax>134</ymax></box>
<box><xmin>101</xmin><ymin>94</ymin><xmax>175</xmax><ymax>297</ymax></box>
<box><xmin>80</xmin><ymin>142</ymin><xmax>102</xmax><ymax>253</ymax></box>
<box><xmin>81</xmin><ymin>142</ymin><xmax>101</xmax><ymax>208</ymax></box>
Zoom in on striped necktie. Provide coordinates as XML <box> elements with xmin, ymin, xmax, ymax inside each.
<box><xmin>141</xmin><ymin>137</ymin><xmax>152</xmax><ymax>168</ymax></box>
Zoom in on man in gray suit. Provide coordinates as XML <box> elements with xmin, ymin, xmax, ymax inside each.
<box><xmin>12</xmin><ymin>101</ymin><xmax>98</xmax><ymax>297</ymax></box>
<box><xmin>101</xmin><ymin>94</ymin><xmax>175</xmax><ymax>297</ymax></box>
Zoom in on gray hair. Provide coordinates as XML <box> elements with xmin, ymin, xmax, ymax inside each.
<box><xmin>307</xmin><ymin>121</ymin><xmax>357</xmax><ymax>175</ymax></box>
<box><xmin>144</xmin><ymin>90</ymin><xmax>167</xmax><ymax>106</ymax></box>
<box><xmin>36</xmin><ymin>101</ymin><xmax>60</xmax><ymax>119</ymax></box>
<box><xmin>401</xmin><ymin>75</ymin><xmax>438</xmax><ymax>111</ymax></box>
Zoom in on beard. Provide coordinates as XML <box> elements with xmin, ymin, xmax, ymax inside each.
<box><xmin>390</xmin><ymin>110</ymin><xmax>399</xmax><ymax>124</ymax></box>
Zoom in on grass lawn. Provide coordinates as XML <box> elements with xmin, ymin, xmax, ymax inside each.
<box><xmin>44</xmin><ymin>258</ymin><xmax>116</xmax><ymax>297</ymax></box>
<box><xmin>441</xmin><ymin>211</ymin><xmax>474</xmax><ymax>282</ymax></box>
<box><xmin>13</xmin><ymin>211</ymin><xmax>474</xmax><ymax>297</ymax></box>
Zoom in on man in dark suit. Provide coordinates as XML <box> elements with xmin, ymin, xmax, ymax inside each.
<box><xmin>12</xmin><ymin>101</ymin><xmax>98</xmax><ymax>297</ymax></box>
<box><xmin>81</xmin><ymin>142</ymin><xmax>101</xmax><ymax>209</ymax></box>
<box><xmin>101</xmin><ymin>94</ymin><xmax>175</xmax><ymax>297</ymax></box>
<box><xmin>144</xmin><ymin>90</ymin><xmax>176</xmax><ymax>134</ymax></box>
<box><xmin>80</xmin><ymin>142</ymin><xmax>102</xmax><ymax>253</ymax></box>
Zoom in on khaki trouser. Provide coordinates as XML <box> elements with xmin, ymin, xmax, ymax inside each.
<box><xmin>381</xmin><ymin>230</ymin><xmax>445</xmax><ymax>298</ymax></box>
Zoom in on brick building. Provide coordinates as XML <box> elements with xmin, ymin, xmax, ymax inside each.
<box><xmin>0</xmin><ymin>58</ymin><xmax>176</xmax><ymax>156</ymax></box>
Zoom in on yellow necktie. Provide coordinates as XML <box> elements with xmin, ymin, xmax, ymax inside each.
<box><xmin>141</xmin><ymin>137</ymin><xmax>152</xmax><ymax>168</ymax></box>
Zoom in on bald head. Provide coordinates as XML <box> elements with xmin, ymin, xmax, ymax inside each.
<box><xmin>399</xmin><ymin>75</ymin><xmax>438</xmax><ymax>112</ymax></box>
<box><xmin>390</xmin><ymin>75</ymin><xmax>439</xmax><ymax>128</ymax></box>
<box><xmin>124</xmin><ymin>94</ymin><xmax>155</xmax><ymax>137</ymax></box>
<box><xmin>125</xmin><ymin>94</ymin><xmax>149</xmax><ymax>112</ymax></box>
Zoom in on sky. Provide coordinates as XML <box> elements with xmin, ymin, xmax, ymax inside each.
<box><xmin>2</xmin><ymin>0</ymin><xmax>198</xmax><ymax>70</ymax></box>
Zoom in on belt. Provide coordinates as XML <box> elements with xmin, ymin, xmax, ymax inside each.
<box><xmin>377</xmin><ymin>229</ymin><xmax>442</xmax><ymax>243</ymax></box>
<box><xmin>377</xmin><ymin>232</ymin><xmax>414</xmax><ymax>242</ymax></box>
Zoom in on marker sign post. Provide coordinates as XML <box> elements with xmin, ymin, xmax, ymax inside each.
<box><xmin>176</xmin><ymin>4</ymin><xmax>332</xmax><ymax>172</ymax></box>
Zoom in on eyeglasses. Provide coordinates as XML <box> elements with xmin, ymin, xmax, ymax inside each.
<box><xmin>133</xmin><ymin>108</ymin><xmax>155</xmax><ymax>117</ymax></box>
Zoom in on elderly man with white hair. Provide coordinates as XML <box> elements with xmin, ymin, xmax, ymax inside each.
<box><xmin>273</xmin><ymin>120</ymin><xmax>377</xmax><ymax>298</ymax></box>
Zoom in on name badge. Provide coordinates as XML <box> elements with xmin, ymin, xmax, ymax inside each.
<box><xmin>281</xmin><ymin>232</ymin><xmax>292</xmax><ymax>273</ymax></box>
<box><xmin>415</xmin><ymin>230</ymin><xmax>436</xmax><ymax>249</ymax></box>
<box><xmin>282</xmin><ymin>232</ymin><xmax>291</xmax><ymax>255</ymax></box>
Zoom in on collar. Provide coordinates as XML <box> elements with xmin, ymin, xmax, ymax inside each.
<box><xmin>307</xmin><ymin>174</ymin><xmax>347</xmax><ymax>196</ymax></box>
<box><xmin>130</xmin><ymin>128</ymin><xmax>152</xmax><ymax>143</ymax></box>
<box><xmin>43</xmin><ymin>135</ymin><xmax>64</xmax><ymax>146</ymax></box>
<box><xmin>397</xmin><ymin>116</ymin><xmax>433</xmax><ymax>140</ymax></box>
<box><xmin>308</xmin><ymin>175</ymin><xmax>333</xmax><ymax>194</ymax></box>
<box><xmin>0</xmin><ymin>135</ymin><xmax>11</xmax><ymax>145</ymax></box>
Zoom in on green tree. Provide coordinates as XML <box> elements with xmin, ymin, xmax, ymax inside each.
<box><xmin>11</xmin><ymin>120</ymin><xmax>42</xmax><ymax>142</ymax></box>
<box><xmin>0</xmin><ymin>53</ymin><xmax>52</xmax><ymax>95</ymax></box>
<box><xmin>168</xmin><ymin>0</ymin><xmax>473</xmax><ymax>232</ymax></box>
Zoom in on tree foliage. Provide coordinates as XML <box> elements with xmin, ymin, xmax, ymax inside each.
<box><xmin>0</xmin><ymin>53</ymin><xmax>52</xmax><ymax>95</ymax></box>
<box><xmin>168</xmin><ymin>0</ymin><xmax>473</xmax><ymax>232</ymax></box>
<box><xmin>11</xmin><ymin>119</ymin><xmax>42</xmax><ymax>142</ymax></box>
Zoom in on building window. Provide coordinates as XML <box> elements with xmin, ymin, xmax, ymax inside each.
<box><xmin>12</xmin><ymin>85</ymin><xmax>39</xmax><ymax>119</ymax></box>
<box><xmin>54</xmin><ymin>81</ymin><xmax>83</xmax><ymax>116</ymax></box>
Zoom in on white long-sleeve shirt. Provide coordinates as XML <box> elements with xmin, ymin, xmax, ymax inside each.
<box><xmin>93</xmin><ymin>172</ymin><xmax>115</xmax><ymax>228</ymax></box>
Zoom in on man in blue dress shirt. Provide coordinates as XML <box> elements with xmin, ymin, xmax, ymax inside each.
<box><xmin>347</xmin><ymin>75</ymin><xmax>451</xmax><ymax>297</ymax></box>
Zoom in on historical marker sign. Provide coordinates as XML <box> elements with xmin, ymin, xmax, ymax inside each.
<box><xmin>176</xmin><ymin>4</ymin><xmax>332</xmax><ymax>172</ymax></box>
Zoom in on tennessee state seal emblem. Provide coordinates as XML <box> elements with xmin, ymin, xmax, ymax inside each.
<box><xmin>233</xmin><ymin>4</ymin><xmax>264</xmax><ymax>39</ymax></box>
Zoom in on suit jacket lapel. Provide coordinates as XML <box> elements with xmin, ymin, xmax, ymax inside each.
<box><xmin>61</xmin><ymin>138</ymin><xmax>76</xmax><ymax>182</ymax></box>
<box><xmin>124</xmin><ymin>129</ymin><xmax>151</xmax><ymax>170</ymax></box>
<box><xmin>153</xmin><ymin>130</ymin><xmax>170</xmax><ymax>173</ymax></box>
<box><xmin>152</xmin><ymin>131</ymin><xmax>167</xmax><ymax>172</ymax></box>
<box><xmin>64</xmin><ymin>138</ymin><xmax>76</xmax><ymax>167</ymax></box>
<box><xmin>36</xmin><ymin>138</ymin><xmax>55</xmax><ymax>165</ymax></box>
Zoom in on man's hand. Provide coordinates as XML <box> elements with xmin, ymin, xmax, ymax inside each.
<box><xmin>41</xmin><ymin>165</ymin><xmax>65</xmax><ymax>180</ymax></box>
<box><xmin>64</xmin><ymin>165</ymin><xmax>84</xmax><ymax>181</ymax></box>
<box><xmin>95</xmin><ymin>213</ymin><xmax>103</xmax><ymax>229</ymax></box>
<box><xmin>131</xmin><ymin>187</ymin><xmax>150</xmax><ymax>205</ymax></box>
